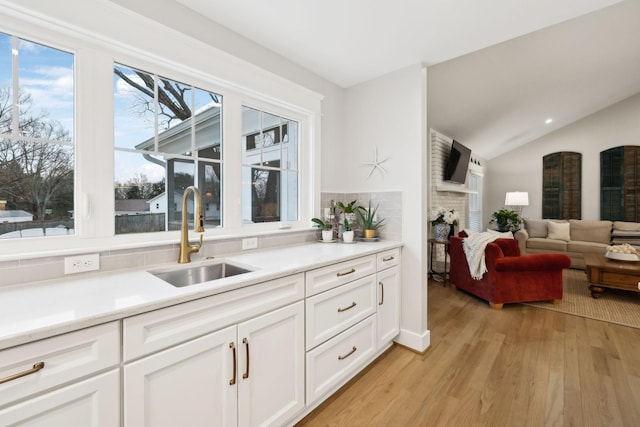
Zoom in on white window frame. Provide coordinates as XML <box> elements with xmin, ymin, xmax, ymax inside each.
<box><xmin>468</xmin><ymin>170</ymin><xmax>483</xmax><ymax>232</ymax></box>
<box><xmin>0</xmin><ymin>6</ymin><xmax>321</xmax><ymax>261</ymax></box>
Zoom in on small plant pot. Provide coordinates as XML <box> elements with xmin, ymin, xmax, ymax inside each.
<box><xmin>322</xmin><ymin>230</ymin><xmax>333</xmax><ymax>241</ymax></box>
<box><xmin>343</xmin><ymin>230</ymin><xmax>355</xmax><ymax>243</ymax></box>
<box><xmin>362</xmin><ymin>229</ymin><xmax>377</xmax><ymax>239</ymax></box>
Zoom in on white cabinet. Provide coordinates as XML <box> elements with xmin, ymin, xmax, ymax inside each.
<box><xmin>377</xmin><ymin>266</ymin><xmax>400</xmax><ymax>348</ymax></box>
<box><xmin>304</xmin><ymin>248</ymin><xmax>401</xmax><ymax>406</ymax></box>
<box><xmin>0</xmin><ymin>370</ymin><xmax>119</xmax><ymax>426</ymax></box>
<box><xmin>0</xmin><ymin>322</ymin><xmax>120</xmax><ymax>426</ymax></box>
<box><xmin>124</xmin><ymin>325</ymin><xmax>238</xmax><ymax>427</ymax></box>
<box><xmin>376</xmin><ymin>248</ymin><xmax>401</xmax><ymax>349</ymax></box>
<box><xmin>123</xmin><ymin>274</ymin><xmax>305</xmax><ymax>427</ymax></box>
<box><xmin>237</xmin><ymin>302</ymin><xmax>305</xmax><ymax>427</ymax></box>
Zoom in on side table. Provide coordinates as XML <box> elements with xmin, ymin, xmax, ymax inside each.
<box><xmin>428</xmin><ymin>238</ymin><xmax>450</xmax><ymax>286</ymax></box>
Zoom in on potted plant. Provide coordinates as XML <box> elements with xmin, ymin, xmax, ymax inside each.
<box><xmin>490</xmin><ymin>208</ymin><xmax>522</xmax><ymax>232</ymax></box>
<box><xmin>342</xmin><ymin>217</ymin><xmax>355</xmax><ymax>243</ymax></box>
<box><xmin>337</xmin><ymin>200</ymin><xmax>365</xmax><ymax>227</ymax></box>
<box><xmin>311</xmin><ymin>218</ymin><xmax>334</xmax><ymax>242</ymax></box>
<box><xmin>357</xmin><ymin>201</ymin><xmax>385</xmax><ymax>239</ymax></box>
<box><xmin>429</xmin><ymin>207</ymin><xmax>459</xmax><ymax>241</ymax></box>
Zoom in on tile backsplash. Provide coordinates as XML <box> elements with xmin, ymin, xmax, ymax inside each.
<box><xmin>1</xmin><ymin>191</ymin><xmax>401</xmax><ymax>289</ymax></box>
<box><xmin>0</xmin><ymin>230</ymin><xmax>316</xmax><ymax>289</ymax></box>
<box><xmin>320</xmin><ymin>191</ymin><xmax>402</xmax><ymax>242</ymax></box>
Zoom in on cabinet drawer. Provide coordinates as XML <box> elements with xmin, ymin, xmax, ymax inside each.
<box><xmin>305</xmin><ymin>255</ymin><xmax>376</xmax><ymax>296</ymax></box>
<box><xmin>377</xmin><ymin>248</ymin><xmax>400</xmax><ymax>270</ymax></box>
<box><xmin>305</xmin><ymin>315</ymin><xmax>376</xmax><ymax>404</ymax></box>
<box><xmin>0</xmin><ymin>322</ymin><xmax>120</xmax><ymax>407</ymax></box>
<box><xmin>305</xmin><ymin>275</ymin><xmax>376</xmax><ymax>350</ymax></box>
<box><xmin>124</xmin><ymin>273</ymin><xmax>304</xmax><ymax>361</ymax></box>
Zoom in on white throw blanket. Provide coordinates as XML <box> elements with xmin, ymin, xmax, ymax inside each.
<box><xmin>463</xmin><ymin>232</ymin><xmax>500</xmax><ymax>280</ymax></box>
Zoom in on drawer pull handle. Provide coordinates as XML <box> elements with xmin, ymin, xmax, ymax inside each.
<box><xmin>0</xmin><ymin>362</ymin><xmax>45</xmax><ymax>385</ymax></box>
<box><xmin>229</xmin><ymin>342</ymin><xmax>237</xmax><ymax>385</ymax></box>
<box><xmin>338</xmin><ymin>301</ymin><xmax>357</xmax><ymax>312</ymax></box>
<box><xmin>382</xmin><ymin>256</ymin><xmax>395</xmax><ymax>262</ymax></box>
<box><xmin>338</xmin><ymin>346</ymin><xmax>357</xmax><ymax>361</ymax></box>
<box><xmin>242</xmin><ymin>338</ymin><xmax>250</xmax><ymax>379</ymax></box>
<box><xmin>379</xmin><ymin>281</ymin><xmax>384</xmax><ymax>305</ymax></box>
<box><xmin>336</xmin><ymin>268</ymin><xmax>356</xmax><ymax>277</ymax></box>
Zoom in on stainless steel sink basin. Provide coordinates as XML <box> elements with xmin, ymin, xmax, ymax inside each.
<box><xmin>150</xmin><ymin>262</ymin><xmax>253</xmax><ymax>287</ymax></box>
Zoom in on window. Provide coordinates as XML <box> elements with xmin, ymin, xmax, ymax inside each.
<box><xmin>0</xmin><ymin>32</ymin><xmax>74</xmax><ymax>239</ymax></box>
<box><xmin>114</xmin><ymin>63</ymin><xmax>222</xmax><ymax>234</ymax></box>
<box><xmin>241</xmin><ymin>106</ymin><xmax>298</xmax><ymax>224</ymax></box>
<box><xmin>468</xmin><ymin>172</ymin><xmax>482</xmax><ymax>232</ymax></box>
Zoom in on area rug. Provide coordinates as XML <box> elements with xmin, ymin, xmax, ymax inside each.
<box><xmin>523</xmin><ymin>269</ymin><xmax>640</xmax><ymax>329</ymax></box>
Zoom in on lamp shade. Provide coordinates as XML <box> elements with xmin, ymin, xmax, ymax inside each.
<box><xmin>505</xmin><ymin>191</ymin><xmax>529</xmax><ymax>206</ymax></box>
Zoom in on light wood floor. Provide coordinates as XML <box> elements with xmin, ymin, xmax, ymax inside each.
<box><xmin>297</xmin><ymin>279</ymin><xmax>640</xmax><ymax>426</ymax></box>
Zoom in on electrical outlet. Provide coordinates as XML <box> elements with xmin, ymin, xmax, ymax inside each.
<box><xmin>242</xmin><ymin>237</ymin><xmax>258</xmax><ymax>250</ymax></box>
<box><xmin>64</xmin><ymin>253</ymin><xmax>100</xmax><ymax>275</ymax></box>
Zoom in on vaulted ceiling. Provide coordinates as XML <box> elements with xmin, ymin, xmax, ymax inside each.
<box><xmin>146</xmin><ymin>1</ymin><xmax>640</xmax><ymax>158</ymax></box>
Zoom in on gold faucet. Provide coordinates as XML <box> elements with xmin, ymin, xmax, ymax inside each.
<box><xmin>178</xmin><ymin>186</ymin><xmax>205</xmax><ymax>263</ymax></box>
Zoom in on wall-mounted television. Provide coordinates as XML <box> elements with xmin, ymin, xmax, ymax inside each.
<box><xmin>443</xmin><ymin>140</ymin><xmax>472</xmax><ymax>184</ymax></box>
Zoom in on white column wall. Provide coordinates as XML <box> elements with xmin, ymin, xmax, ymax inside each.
<box><xmin>340</xmin><ymin>65</ymin><xmax>430</xmax><ymax>351</ymax></box>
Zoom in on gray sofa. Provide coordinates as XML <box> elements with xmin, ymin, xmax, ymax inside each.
<box><xmin>514</xmin><ymin>219</ymin><xmax>640</xmax><ymax>269</ymax></box>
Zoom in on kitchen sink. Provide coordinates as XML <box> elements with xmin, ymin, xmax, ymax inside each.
<box><xmin>150</xmin><ymin>262</ymin><xmax>253</xmax><ymax>288</ymax></box>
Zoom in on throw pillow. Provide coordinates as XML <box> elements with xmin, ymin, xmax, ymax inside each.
<box><xmin>547</xmin><ymin>221</ymin><xmax>570</xmax><ymax>241</ymax></box>
<box><xmin>486</xmin><ymin>229</ymin><xmax>514</xmax><ymax>239</ymax></box>
<box><xmin>523</xmin><ymin>218</ymin><xmax>548</xmax><ymax>238</ymax></box>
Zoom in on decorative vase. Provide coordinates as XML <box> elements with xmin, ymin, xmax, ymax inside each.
<box><xmin>343</xmin><ymin>230</ymin><xmax>355</xmax><ymax>243</ymax></box>
<box><xmin>433</xmin><ymin>223</ymin><xmax>450</xmax><ymax>242</ymax></box>
<box><xmin>363</xmin><ymin>229</ymin><xmax>377</xmax><ymax>239</ymax></box>
<box><xmin>322</xmin><ymin>230</ymin><xmax>333</xmax><ymax>242</ymax></box>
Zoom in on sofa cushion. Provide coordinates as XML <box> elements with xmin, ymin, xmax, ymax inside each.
<box><xmin>527</xmin><ymin>237</ymin><xmax>567</xmax><ymax>251</ymax></box>
<box><xmin>567</xmin><ymin>241</ymin><xmax>608</xmax><ymax>254</ymax></box>
<box><xmin>569</xmin><ymin>219</ymin><xmax>612</xmax><ymax>244</ymax></box>
<box><xmin>547</xmin><ymin>221</ymin><xmax>570</xmax><ymax>241</ymax></box>
<box><xmin>523</xmin><ymin>218</ymin><xmax>547</xmax><ymax>238</ymax></box>
<box><xmin>613</xmin><ymin>221</ymin><xmax>640</xmax><ymax>232</ymax></box>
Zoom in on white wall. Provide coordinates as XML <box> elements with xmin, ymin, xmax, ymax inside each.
<box><xmin>486</xmin><ymin>92</ymin><xmax>640</xmax><ymax>223</ymax></box>
<box><xmin>342</xmin><ymin>65</ymin><xmax>430</xmax><ymax>351</ymax></box>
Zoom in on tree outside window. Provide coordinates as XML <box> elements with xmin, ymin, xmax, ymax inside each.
<box><xmin>0</xmin><ymin>32</ymin><xmax>74</xmax><ymax>239</ymax></box>
<box><xmin>114</xmin><ymin>63</ymin><xmax>222</xmax><ymax>234</ymax></box>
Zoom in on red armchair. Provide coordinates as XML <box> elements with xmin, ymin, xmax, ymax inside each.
<box><xmin>449</xmin><ymin>235</ymin><xmax>571</xmax><ymax>309</ymax></box>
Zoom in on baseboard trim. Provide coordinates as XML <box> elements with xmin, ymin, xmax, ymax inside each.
<box><xmin>394</xmin><ymin>328</ymin><xmax>430</xmax><ymax>353</ymax></box>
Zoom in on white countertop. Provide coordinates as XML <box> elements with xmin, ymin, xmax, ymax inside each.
<box><xmin>0</xmin><ymin>240</ymin><xmax>401</xmax><ymax>351</ymax></box>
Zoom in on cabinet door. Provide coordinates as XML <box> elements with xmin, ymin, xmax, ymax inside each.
<box><xmin>237</xmin><ymin>301</ymin><xmax>304</xmax><ymax>427</ymax></box>
<box><xmin>0</xmin><ymin>370</ymin><xmax>119</xmax><ymax>426</ymax></box>
<box><xmin>377</xmin><ymin>266</ymin><xmax>400</xmax><ymax>348</ymax></box>
<box><xmin>124</xmin><ymin>325</ymin><xmax>237</xmax><ymax>427</ymax></box>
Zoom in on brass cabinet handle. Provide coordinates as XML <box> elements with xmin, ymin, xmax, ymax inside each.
<box><xmin>338</xmin><ymin>346</ymin><xmax>357</xmax><ymax>361</ymax></box>
<box><xmin>0</xmin><ymin>361</ymin><xmax>45</xmax><ymax>385</ymax></box>
<box><xmin>337</xmin><ymin>301</ymin><xmax>357</xmax><ymax>313</ymax></box>
<box><xmin>242</xmin><ymin>338</ymin><xmax>250</xmax><ymax>379</ymax></box>
<box><xmin>382</xmin><ymin>256</ymin><xmax>395</xmax><ymax>262</ymax></box>
<box><xmin>379</xmin><ymin>281</ymin><xmax>384</xmax><ymax>306</ymax></box>
<box><xmin>229</xmin><ymin>342</ymin><xmax>237</xmax><ymax>386</ymax></box>
<box><xmin>336</xmin><ymin>268</ymin><xmax>355</xmax><ymax>277</ymax></box>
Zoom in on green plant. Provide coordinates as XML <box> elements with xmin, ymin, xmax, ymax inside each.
<box><xmin>343</xmin><ymin>217</ymin><xmax>353</xmax><ymax>231</ymax></box>
<box><xmin>337</xmin><ymin>200</ymin><xmax>365</xmax><ymax>215</ymax></box>
<box><xmin>357</xmin><ymin>201</ymin><xmax>385</xmax><ymax>230</ymax></box>
<box><xmin>311</xmin><ymin>217</ymin><xmax>332</xmax><ymax>230</ymax></box>
<box><xmin>490</xmin><ymin>209</ymin><xmax>522</xmax><ymax>232</ymax></box>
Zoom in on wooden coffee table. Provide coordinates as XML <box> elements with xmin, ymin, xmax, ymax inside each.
<box><xmin>583</xmin><ymin>253</ymin><xmax>640</xmax><ymax>298</ymax></box>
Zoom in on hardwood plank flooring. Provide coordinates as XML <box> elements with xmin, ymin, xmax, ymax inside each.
<box><xmin>296</xmin><ymin>279</ymin><xmax>640</xmax><ymax>426</ymax></box>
